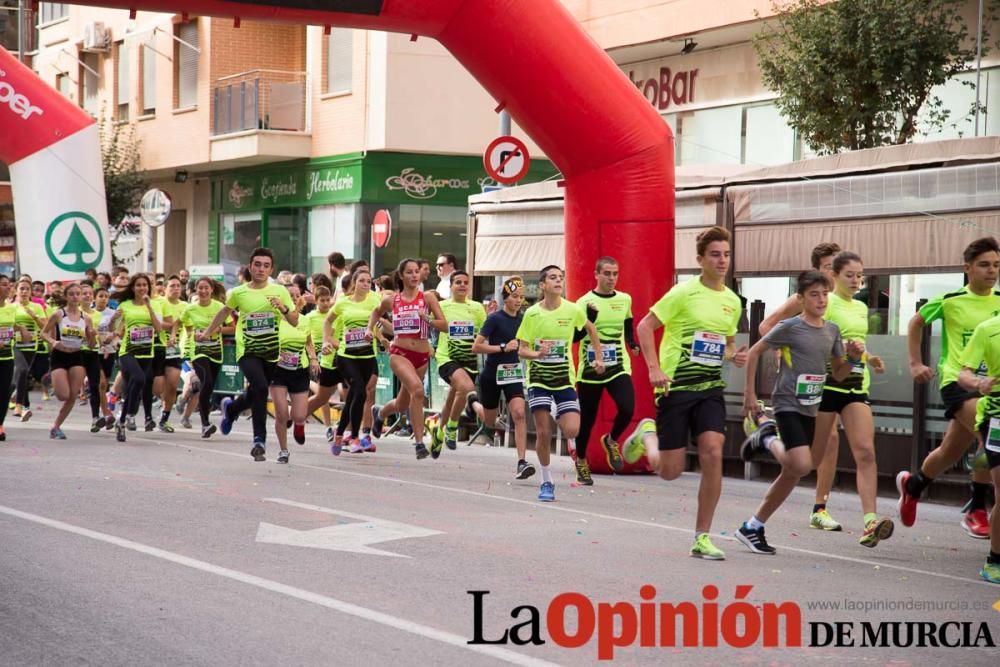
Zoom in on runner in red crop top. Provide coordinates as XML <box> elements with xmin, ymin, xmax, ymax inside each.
<box><xmin>368</xmin><ymin>258</ymin><xmax>446</xmax><ymax>459</ymax></box>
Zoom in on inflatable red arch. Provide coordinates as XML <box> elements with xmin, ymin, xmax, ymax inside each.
<box><xmin>0</xmin><ymin>0</ymin><xmax>674</xmax><ymax>470</ymax></box>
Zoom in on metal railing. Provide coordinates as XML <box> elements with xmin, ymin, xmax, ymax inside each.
<box><xmin>212</xmin><ymin>69</ymin><xmax>309</xmax><ymax>136</ymax></box>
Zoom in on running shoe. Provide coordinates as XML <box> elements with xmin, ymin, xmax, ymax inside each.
<box><xmin>398</xmin><ymin>424</ymin><xmax>413</xmax><ymax>438</ymax></box>
<box><xmin>690</xmin><ymin>533</ymin><xmax>726</xmax><ymax>560</ymax></box>
<box><xmin>250</xmin><ymin>438</ymin><xmax>266</xmax><ymax>462</ymax></box>
<box><xmin>175</xmin><ymin>396</ymin><xmax>187</xmax><ymax>414</ymax></box>
<box><xmin>981</xmin><ymin>561</ymin><xmax>1000</xmax><ymax>584</ymax></box>
<box><xmin>429</xmin><ymin>422</ymin><xmax>443</xmax><ymax>452</ymax></box>
<box><xmin>574</xmin><ymin>459</ymin><xmax>593</xmax><ymax>486</ymax></box>
<box><xmin>116</xmin><ymin>422</ymin><xmax>126</xmax><ymax>443</ymax></box>
<box><xmin>12</xmin><ymin>406</ymin><xmax>21</xmax><ymax>418</ymax></box>
<box><xmin>430</xmin><ymin>433</ymin><xmax>443</xmax><ymax>459</ymax></box>
<box><xmin>286</xmin><ymin>419</ymin><xmax>292</xmax><ymax>429</ymax></box>
<box><xmin>961</xmin><ymin>509</ymin><xmax>990</xmax><ymax>539</ymax></box>
<box><xmin>158</xmin><ymin>421</ymin><xmax>174</xmax><ymax>433</ymax></box>
<box><xmin>349</xmin><ymin>440</ymin><xmax>364</xmax><ymax>454</ymax></box>
<box><xmin>414</xmin><ymin>441</ymin><xmax>430</xmax><ymax>460</ymax></box>
<box><xmin>201</xmin><ymin>424</ymin><xmax>217</xmax><ymax>439</ymax></box>
<box><xmin>464</xmin><ymin>392</ymin><xmax>479</xmax><ymax>421</ymax></box>
<box><xmin>515</xmin><ymin>460</ymin><xmax>536</xmax><ymax>480</ymax></box>
<box><xmin>277</xmin><ymin>449</ymin><xmax>289</xmax><ymax>464</ymax></box>
<box><xmin>740</xmin><ymin>419</ymin><xmax>776</xmax><ymax>462</ymax></box>
<box><xmin>20</xmin><ymin>408</ymin><xmax>32</xmax><ymax>423</ymax></box>
<box><xmin>895</xmin><ymin>470</ymin><xmax>918</xmax><ymax>527</ymax></box>
<box><xmin>600</xmin><ymin>434</ymin><xmax>624</xmax><ymax>472</ymax></box>
<box><xmin>293</xmin><ymin>423</ymin><xmax>306</xmax><ymax>445</ymax></box>
<box><xmin>809</xmin><ymin>509</ymin><xmax>843</xmax><ymax>531</ymax></box>
<box><xmin>859</xmin><ymin>517</ymin><xmax>895</xmax><ymax>548</ymax></box>
<box><xmin>742</xmin><ymin>400</ymin><xmax>773</xmax><ymax>437</ymax></box>
<box><xmin>622</xmin><ymin>418</ymin><xmax>656</xmax><ymax>464</ymax></box>
<box><xmin>106</xmin><ymin>392</ymin><xmax>117</xmax><ymax>412</ymax></box>
<box><xmin>144</xmin><ymin>418</ymin><xmax>156</xmax><ymax>432</ymax></box>
<box><xmin>0</xmin><ymin>426</ymin><xmax>5</xmax><ymax>441</ymax></box>
<box><xmin>444</xmin><ymin>424</ymin><xmax>458</xmax><ymax>451</ymax></box>
<box><xmin>538</xmin><ymin>481</ymin><xmax>555</xmax><ymax>502</ymax></box>
<box><xmin>330</xmin><ymin>438</ymin><xmax>342</xmax><ymax>456</ymax></box>
<box><xmin>49</xmin><ymin>427</ymin><xmax>66</xmax><ymax>440</ymax></box>
<box><xmin>125</xmin><ymin>415</ymin><xmax>137</xmax><ymax>431</ymax></box>
<box><xmin>181</xmin><ymin>416</ymin><xmax>193</xmax><ymax>429</ymax></box>
<box><xmin>326</xmin><ymin>426</ymin><xmax>335</xmax><ymax>442</ymax></box>
<box><xmin>370</xmin><ymin>405</ymin><xmax>384</xmax><ymax>439</ymax></box>
<box><xmin>90</xmin><ymin>418</ymin><xmax>102</xmax><ymax>433</ymax></box>
<box><xmin>220</xmin><ymin>397</ymin><xmax>235</xmax><ymax>436</ymax></box>
<box><xmin>736</xmin><ymin>523</ymin><xmax>776</xmax><ymax>555</ymax></box>
<box><xmin>361</xmin><ymin>435</ymin><xmax>375</xmax><ymax>453</ymax></box>
<box><xmin>105</xmin><ymin>414</ymin><xmax>116</xmax><ymax>430</ymax></box>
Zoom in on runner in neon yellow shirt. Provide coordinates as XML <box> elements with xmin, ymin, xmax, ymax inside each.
<box><xmin>897</xmin><ymin>236</ymin><xmax>1000</xmax><ymax>539</ymax></box>
<box><xmin>200</xmin><ymin>247</ymin><xmax>298</xmax><ymax>462</ymax></box>
<box><xmin>516</xmin><ymin>264</ymin><xmax>604</xmax><ymax>503</ymax></box>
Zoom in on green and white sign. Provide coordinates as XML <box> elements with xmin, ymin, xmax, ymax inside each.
<box><xmin>212</xmin><ymin>151</ymin><xmax>557</xmax><ymax>212</ymax></box>
<box><xmin>44</xmin><ymin>211</ymin><xmax>105</xmax><ymax>273</ymax></box>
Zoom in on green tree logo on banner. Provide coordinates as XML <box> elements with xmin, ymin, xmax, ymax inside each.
<box><xmin>45</xmin><ymin>212</ymin><xmax>105</xmax><ymax>272</ymax></box>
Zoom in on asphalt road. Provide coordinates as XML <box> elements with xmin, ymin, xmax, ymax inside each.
<box><xmin>1</xmin><ymin>394</ymin><xmax>998</xmax><ymax>666</ymax></box>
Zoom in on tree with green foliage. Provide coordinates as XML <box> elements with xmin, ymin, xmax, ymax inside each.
<box><xmin>98</xmin><ymin>110</ymin><xmax>146</xmax><ymax>265</ymax></box>
<box><xmin>754</xmin><ymin>0</ymin><xmax>984</xmax><ymax>154</ymax></box>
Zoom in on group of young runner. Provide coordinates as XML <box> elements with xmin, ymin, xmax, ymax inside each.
<box><xmin>3</xmin><ymin>232</ymin><xmax>998</xmax><ymax>584</ymax></box>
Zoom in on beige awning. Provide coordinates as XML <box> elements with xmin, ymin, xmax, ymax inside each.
<box><xmin>734</xmin><ymin>212</ymin><xmax>1000</xmax><ymax>275</ymax></box>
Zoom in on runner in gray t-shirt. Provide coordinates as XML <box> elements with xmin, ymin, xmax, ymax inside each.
<box><xmin>762</xmin><ymin>316</ymin><xmax>843</xmax><ymax>417</ymax></box>
<box><xmin>735</xmin><ymin>271</ymin><xmax>863</xmax><ymax>555</ymax></box>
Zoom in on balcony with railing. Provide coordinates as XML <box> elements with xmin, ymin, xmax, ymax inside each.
<box><xmin>209</xmin><ymin>69</ymin><xmax>312</xmax><ymax>165</ymax></box>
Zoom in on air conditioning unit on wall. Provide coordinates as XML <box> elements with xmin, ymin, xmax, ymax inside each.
<box><xmin>82</xmin><ymin>22</ymin><xmax>109</xmax><ymax>52</ymax></box>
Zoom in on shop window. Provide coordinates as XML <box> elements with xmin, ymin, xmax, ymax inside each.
<box><xmin>325</xmin><ymin>28</ymin><xmax>353</xmax><ymax>94</ymax></box>
<box><xmin>366</xmin><ymin>204</ymin><xmax>467</xmax><ymax>283</ymax></box>
<box><xmin>308</xmin><ymin>204</ymin><xmax>359</xmax><ymax>275</ymax></box>
<box><xmin>744</xmin><ymin>103</ymin><xmax>795</xmax><ymax>167</ymax></box>
<box><xmin>219</xmin><ymin>212</ymin><xmax>262</xmax><ymax>273</ymax></box>
<box><xmin>675</xmin><ymin>106</ymin><xmax>742</xmax><ymax>166</ymax></box>
<box><xmin>266</xmin><ymin>209</ymin><xmax>309</xmax><ymax>275</ymax></box>
<box><xmin>174</xmin><ymin>21</ymin><xmax>198</xmax><ymax>109</ymax></box>
<box><xmin>917</xmin><ymin>71</ymin><xmax>979</xmax><ymax>141</ymax></box>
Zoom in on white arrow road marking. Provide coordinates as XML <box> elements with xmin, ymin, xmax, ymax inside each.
<box><xmin>256</xmin><ymin>498</ymin><xmax>443</xmax><ymax>558</ymax></box>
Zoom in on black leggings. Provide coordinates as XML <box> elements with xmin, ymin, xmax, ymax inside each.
<box><xmin>118</xmin><ymin>354</ymin><xmax>152</xmax><ymax>418</ymax></box>
<box><xmin>193</xmin><ymin>357</ymin><xmax>221</xmax><ymax>427</ymax></box>
<box><xmin>230</xmin><ymin>355</ymin><xmax>275</xmax><ymax>442</ymax></box>
<box><xmin>14</xmin><ymin>348</ymin><xmax>47</xmax><ymax>407</ymax></box>
<box><xmin>338</xmin><ymin>356</ymin><xmax>378</xmax><ymax>436</ymax></box>
<box><xmin>83</xmin><ymin>352</ymin><xmax>103</xmax><ymax>419</ymax></box>
<box><xmin>576</xmin><ymin>374</ymin><xmax>635</xmax><ymax>457</ymax></box>
<box><xmin>0</xmin><ymin>358</ymin><xmax>14</xmax><ymax>425</ymax></box>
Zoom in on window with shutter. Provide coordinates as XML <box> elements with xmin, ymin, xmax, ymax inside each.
<box><xmin>81</xmin><ymin>53</ymin><xmax>99</xmax><ymax>116</ymax></box>
<box><xmin>326</xmin><ymin>28</ymin><xmax>353</xmax><ymax>94</ymax></box>
<box><xmin>175</xmin><ymin>22</ymin><xmax>199</xmax><ymax>109</ymax></box>
<box><xmin>142</xmin><ymin>43</ymin><xmax>156</xmax><ymax>115</ymax></box>
<box><xmin>116</xmin><ymin>41</ymin><xmax>129</xmax><ymax>121</ymax></box>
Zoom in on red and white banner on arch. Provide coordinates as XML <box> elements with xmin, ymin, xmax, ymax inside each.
<box><xmin>1</xmin><ymin>48</ymin><xmax>112</xmax><ymax>282</ymax></box>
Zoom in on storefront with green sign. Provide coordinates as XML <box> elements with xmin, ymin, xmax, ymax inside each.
<box><xmin>209</xmin><ymin>151</ymin><xmax>556</xmax><ymax>282</ymax></box>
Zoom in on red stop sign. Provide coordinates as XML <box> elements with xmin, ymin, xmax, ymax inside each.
<box><xmin>372</xmin><ymin>209</ymin><xmax>392</xmax><ymax>248</ymax></box>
